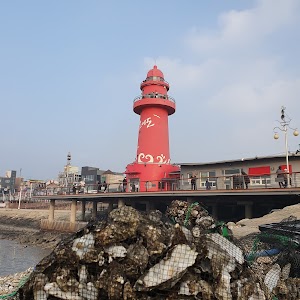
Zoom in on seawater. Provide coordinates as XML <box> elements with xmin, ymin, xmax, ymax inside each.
<box><xmin>0</xmin><ymin>239</ymin><xmax>51</xmax><ymax>276</ymax></box>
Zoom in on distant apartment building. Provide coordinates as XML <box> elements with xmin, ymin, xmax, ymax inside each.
<box><xmin>58</xmin><ymin>165</ymin><xmax>81</xmax><ymax>187</ymax></box>
<box><xmin>0</xmin><ymin>170</ymin><xmax>16</xmax><ymax>194</ymax></box>
<box><xmin>56</xmin><ymin>163</ymin><xmax>125</xmax><ymax>191</ymax></box>
<box><xmin>81</xmin><ymin>166</ymin><xmax>104</xmax><ymax>190</ymax></box>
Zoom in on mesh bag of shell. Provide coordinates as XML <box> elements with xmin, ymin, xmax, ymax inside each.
<box><xmin>236</xmin><ymin>215</ymin><xmax>300</xmax><ymax>299</ymax></box>
<box><xmin>19</xmin><ymin>201</ymin><xmax>300</xmax><ymax>299</ymax></box>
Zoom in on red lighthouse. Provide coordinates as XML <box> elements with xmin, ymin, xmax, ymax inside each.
<box><xmin>125</xmin><ymin>65</ymin><xmax>179</xmax><ymax>192</ymax></box>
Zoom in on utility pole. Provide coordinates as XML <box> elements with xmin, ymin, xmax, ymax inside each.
<box><xmin>66</xmin><ymin>152</ymin><xmax>71</xmax><ymax>188</ymax></box>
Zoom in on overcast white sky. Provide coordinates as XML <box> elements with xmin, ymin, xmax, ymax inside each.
<box><xmin>0</xmin><ymin>0</ymin><xmax>299</xmax><ymax>180</ymax></box>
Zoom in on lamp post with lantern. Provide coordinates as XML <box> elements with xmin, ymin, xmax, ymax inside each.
<box><xmin>273</xmin><ymin>106</ymin><xmax>299</xmax><ymax>188</ymax></box>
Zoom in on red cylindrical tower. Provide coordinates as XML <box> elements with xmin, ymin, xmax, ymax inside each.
<box><xmin>125</xmin><ymin>66</ymin><xmax>179</xmax><ymax>192</ymax></box>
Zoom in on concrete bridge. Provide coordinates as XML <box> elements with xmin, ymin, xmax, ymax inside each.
<box><xmin>32</xmin><ymin>187</ymin><xmax>300</xmax><ymax>232</ymax></box>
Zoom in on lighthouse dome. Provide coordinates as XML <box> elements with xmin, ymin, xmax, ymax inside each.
<box><xmin>146</xmin><ymin>65</ymin><xmax>164</xmax><ymax>79</ymax></box>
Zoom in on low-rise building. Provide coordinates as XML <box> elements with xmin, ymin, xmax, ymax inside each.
<box><xmin>101</xmin><ymin>169</ymin><xmax>124</xmax><ymax>192</ymax></box>
<box><xmin>81</xmin><ymin>166</ymin><xmax>105</xmax><ymax>191</ymax></box>
<box><xmin>179</xmin><ymin>153</ymin><xmax>300</xmax><ymax>190</ymax></box>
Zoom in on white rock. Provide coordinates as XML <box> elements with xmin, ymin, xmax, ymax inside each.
<box><xmin>44</xmin><ymin>282</ymin><xmax>83</xmax><ymax>300</ymax></box>
<box><xmin>72</xmin><ymin>233</ymin><xmax>95</xmax><ymax>259</ymax></box>
<box><xmin>206</xmin><ymin>233</ymin><xmax>244</xmax><ymax>264</ymax></box>
<box><xmin>104</xmin><ymin>245</ymin><xmax>127</xmax><ymax>263</ymax></box>
<box><xmin>191</xmin><ymin>226</ymin><xmax>201</xmax><ymax>238</ymax></box>
<box><xmin>134</xmin><ymin>244</ymin><xmax>198</xmax><ymax>291</ymax></box>
<box><xmin>34</xmin><ymin>289</ymin><xmax>48</xmax><ymax>300</ymax></box>
<box><xmin>264</xmin><ymin>264</ymin><xmax>281</xmax><ymax>293</ymax></box>
<box><xmin>78</xmin><ymin>265</ymin><xmax>88</xmax><ymax>283</ymax></box>
<box><xmin>78</xmin><ymin>282</ymin><xmax>98</xmax><ymax>300</ymax></box>
<box><xmin>180</xmin><ymin>225</ymin><xmax>193</xmax><ymax>242</ymax></box>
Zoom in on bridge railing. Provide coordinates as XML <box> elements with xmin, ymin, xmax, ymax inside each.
<box><xmin>179</xmin><ymin>171</ymin><xmax>300</xmax><ymax>191</ymax></box>
<box><xmin>12</xmin><ymin>171</ymin><xmax>300</xmax><ymax>200</ymax></box>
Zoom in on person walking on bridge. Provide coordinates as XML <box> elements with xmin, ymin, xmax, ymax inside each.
<box><xmin>241</xmin><ymin>169</ymin><xmax>250</xmax><ymax>189</ymax></box>
<box><xmin>191</xmin><ymin>176</ymin><xmax>197</xmax><ymax>190</ymax></box>
<box><xmin>103</xmin><ymin>181</ymin><xmax>108</xmax><ymax>193</ymax></box>
<box><xmin>276</xmin><ymin>166</ymin><xmax>284</xmax><ymax>188</ymax></box>
<box><xmin>123</xmin><ymin>177</ymin><xmax>127</xmax><ymax>192</ymax></box>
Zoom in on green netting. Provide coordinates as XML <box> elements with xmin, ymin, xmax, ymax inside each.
<box><xmin>184</xmin><ymin>201</ymin><xmax>200</xmax><ymax>226</ymax></box>
<box><xmin>0</xmin><ymin>273</ymin><xmax>31</xmax><ymax>299</ymax></box>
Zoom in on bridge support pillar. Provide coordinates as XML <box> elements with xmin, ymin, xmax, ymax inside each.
<box><xmin>211</xmin><ymin>204</ymin><xmax>218</xmax><ymax>220</ymax></box>
<box><xmin>81</xmin><ymin>200</ymin><xmax>86</xmax><ymax>221</ymax></box>
<box><xmin>245</xmin><ymin>203</ymin><xmax>253</xmax><ymax>219</ymax></box>
<box><xmin>49</xmin><ymin>199</ymin><xmax>55</xmax><ymax>222</ymax></box>
<box><xmin>118</xmin><ymin>198</ymin><xmax>125</xmax><ymax>208</ymax></box>
<box><xmin>92</xmin><ymin>201</ymin><xmax>97</xmax><ymax>219</ymax></box>
<box><xmin>186</xmin><ymin>197</ymin><xmax>194</xmax><ymax>204</ymax></box>
<box><xmin>145</xmin><ymin>201</ymin><xmax>151</xmax><ymax>213</ymax></box>
<box><xmin>146</xmin><ymin>201</ymin><xmax>154</xmax><ymax>212</ymax></box>
<box><xmin>237</xmin><ymin>201</ymin><xmax>254</xmax><ymax>219</ymax></box>
<box><xmin>108</xmin><ymin>202</ymin><xmax>113</xmax><ymax>212</ymax></box>
<box><xmin>70</xmin><ymin>200</ymin><xmax>77</xmax><ymax>223</ymax></box>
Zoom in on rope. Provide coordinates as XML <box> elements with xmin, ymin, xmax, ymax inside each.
<box><xmin>246</xmin><ymin>237</ymin><xmax>260</xmax><ymax>263</ymax></box>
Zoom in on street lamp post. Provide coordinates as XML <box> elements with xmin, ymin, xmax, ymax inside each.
<box><xmin>273</xmin><ymin>106</ymin><xmax>299</xmax><ymax>188</ymax></box>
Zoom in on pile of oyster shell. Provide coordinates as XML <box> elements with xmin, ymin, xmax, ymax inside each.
<box><xmin>20</xmin><ymin>201</ymin><xmax>300</xmax><ymax>299</ymax></box>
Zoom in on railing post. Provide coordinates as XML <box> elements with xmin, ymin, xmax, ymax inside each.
<box><xmin>264</xmin><ymin>175</ymin><xmax>267</xmax><ymax>189</ymax></box>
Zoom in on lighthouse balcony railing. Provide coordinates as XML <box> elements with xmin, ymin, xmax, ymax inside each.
<box><xmin>133</xmin><ymin>94</ymin><xmax>175</xmax><ymax>103</ymax></box>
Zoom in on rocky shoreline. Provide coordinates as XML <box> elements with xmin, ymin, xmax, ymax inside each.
<box><xmin>0</xmin><ymin>206</ymin><xmax>92</xmax><ymax>298</ymax></box>
<box><xmin>0</xmin><ymin>209</ymin><xmax>77</xmax><ymax>249</ymax></box>
<box><xmin>0</xmin><ymin>209</ymin><xmax>76</xmax><ymax>298</ymax></box>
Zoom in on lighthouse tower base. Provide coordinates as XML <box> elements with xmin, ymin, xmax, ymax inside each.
<box><xmin>125</xmin><ymin>163</ymin><xmax>179</xmax><ymax>192</ymax></box>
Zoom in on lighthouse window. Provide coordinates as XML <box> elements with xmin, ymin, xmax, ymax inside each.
<box><xmin>145</xmin><ymin>76</ymin><xmax>164</xmax><ymax>82</ymax></box>
<box><xmin>143</xmin><ymin>93</ymin><xmax>168</xmax><ymax>100</ymax></box>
